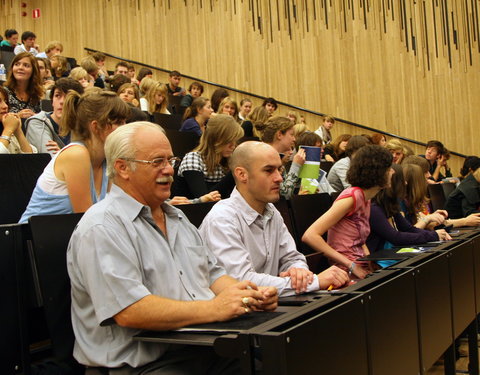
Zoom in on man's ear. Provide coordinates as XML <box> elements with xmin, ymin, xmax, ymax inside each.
<box><xmin>234</xmin><ymin>166</ymin><xmax>248</xmax><ymax>183</ymax></box>
<box><xmin>275</xmin><ymin>130</ymin><xmax>283</xmax><ymax>141</ymax></box>
<box><xmin>115</xmin><ymin>159</ymin><xmax>131</xmax><ymax>180</ymax></box>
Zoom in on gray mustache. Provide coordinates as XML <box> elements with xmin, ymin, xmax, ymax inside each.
<box><xmin>156</xmin><ymin>176</ymin><xmax>174</xmax><ymax>183</ymax></box>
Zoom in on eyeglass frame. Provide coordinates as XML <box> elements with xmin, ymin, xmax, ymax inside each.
<box><xmin>120</xmin><ymin>157</ymin><xmax>181</xmax><ymax>169</ymax></box>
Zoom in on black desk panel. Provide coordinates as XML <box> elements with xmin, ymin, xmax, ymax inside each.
<box><xmin>258</xmin><ymin>295</ymin><xmax>368</xmax><ymax>375</ymax></box>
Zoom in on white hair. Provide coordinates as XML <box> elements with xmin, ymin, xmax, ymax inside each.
<box><xmin>105</xmin><ymin>121</ymin><xmax>165</xmax><ymax>178</ymax></box>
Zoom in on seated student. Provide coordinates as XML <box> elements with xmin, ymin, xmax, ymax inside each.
<box><xmin>145</xmin><ymin>82</ymin><xmax>170</xmax><ymax>120</ymax></box>
<box><xmin>109</xmin><ymin>73</ymin><xmax>131</xmax><ymax>94</ymax></box>
<box><xmin>180</xmin><ymin>81</ymin><xmax>204</xmax><ymax>110</ymax></box>
<box><xmin>262</xmin><ymin>97</ymin><xmax>278</xmax><ymax>116</ymax></box>
<box><xmin>295</xmin><ymin>132</ymin><xmax>334</xmax><ymax>194</ymax></box>
<box><xmin>126</xmin><ymin>63</ymin><xmax>139</xmax><ymax>85</ymax></box>
<box><xmin>292</xmin><ymin>123</ymin><xmax>308</xmax><ymax>139</ymax></box>
<box><xmin>166</xmin><ymin>70</ymin><xmax>186</xmax><ymax>96</ymax></box>
<box><xmin>0</xmin><ymin>29</ymin><xmax>18</xmax><ymax>49</ymax></box>
<box><xmin>314</xmin><ymin>114</ymin><xmax>335</xmax><ymax>145</ymax></box>
<box><xmin>50</xmin><ymin>55</ymin><xmax>69</xmax><ymax>79</ymax></box>
<box><xmin>285</xmin><ymin>110</ymin><xmax>299</xmax><ymax>124</ymax></box>
<box><xmin>0</xmin><ymin>86</ymin><xmax>35</xmax><ymax>154</ymax></box>
<box><xmin>36</xmin><ymin>40</ymin><xmax>63</xmax><ymax>59</ymax></box>
<box><xmin>200</xmin><ymin>141</ymin><xmax>349</xmax><ymax>296</ymax></box>
<box><xmin>179</xmin><ymin>97</ymin><xmax>213</xmax><ymax>136</ymax></box>
<box><xmin>323</xmin><ymin>133</ymin><xmax>351</xmax><ymax>162</ymax></box>
<box><xmin>459</xmin><ymin>156</ymin><xmax>480</xmax><ymax>182</ymax></box>
<box><xmin>4</xmin><ymin>52</ymin><xmax>43</xmax><ymax>118</ymax></box>
<box><xmin>20</xmin><ymin>90</ymin><xmax>130</xmax><ymax>223</ymax></box>
<box><xmin>67</xmin><ymin>122</ymin><xmax>277</xmax><ymax>373</ymax></box>
<box><xmin>445</xmin><ymin>159</ymin><xmax>480</xmax><ymax>219</ymax></box>
<box><xmin>90</xmin><ymin>52</ymin><xmax>108</xmax><ymax>83</ymax></box>
<box><xmin>303</xmin><ymin>145</ymin><xmax>394</xmax><ymax>279</ymax></box>
<box><xmin>402</xmin><ymin>160</ymin><xmax>480</xmax><ymax>228</ymax></box>
<box><xmin>385</xmin><ymin>138</ymin><xmax>406</xmax><ymax>164</ymax></box>
<box><xmin>117</xmin><ymin>82</ymin><xmax>140</xmax><ymax>107</ymax></box>
<box><xmin>136</xmin><ymin>67</ymin><xmax>153</xmax><ymax>84</ymax></box>
<box><xmin>241</xmin><ymin>106</ymin><xmax>269</xmax><ymax>139</ymax></box>
<box><xmin>261</xmin><ymin>116</ymin><xmax>305</xmax><ymax>199</ymax></box>
<box><xmin>238</xmin><ymin>98</ymin><xmax>252</xmax><ymax>121</ymax></box>
<box><xmin>69</xmin><ymin>67</ymin><xmax>93</xmax><ymax>88</ymax></box>
<box><xmin>367</xmin><ymin>164</ymin><xmax>450</xmax><ymax>256</ymax></box>
<box><xmin>80</xmin><ymin>56</ymin><xmax>104</xmax><ymax>89</ymax></box>
<box><xmin>210</xmin><ymin>88</ymin><xmax>229</xmax><ymax>113</ymax></box>
<box><xmin>327</xmin><ymin>135</ymin><xmax>370</xmax><ymax>193</ymax></box>
<box><xmin>25</xmin><ymin>78</ymin><xmax>84</xmax><ymax>155</ymax></box>
<box><xmin>138</xmin><ymin>77</ymin><xmax>155</xmax><ymax>111</ymax></box>
<box><xmin>420</xmin><ymin>140</ymin><xmax>448</xmax><ymax>182</ymax></box>
<box><xmin>114</xmin><ymin>61</ymin><xmax>129</xmax><ymax>76</ymax></box>
<box><xmin>36</xmin><ymin>57</ymin><xmax>55</xmax><ymax>93</ymax></box>
<box><xmin>217</xmin><ymin>97</ymin><xmax>239</xmax><ymax>122</ymax></box>
<box><xmin>370</xmin><ymin>133</ymin><xmax>387</xmax><ymax>146</ymax></box>
<box><xmin>14</xmin><ymin>31</ymin><xmax>39</xmax><ymax>56</ymax></box>
<box><xmin>176</xmin><ymin>114</ymin><xmax>243</xmax><ymax>199</ymax></box>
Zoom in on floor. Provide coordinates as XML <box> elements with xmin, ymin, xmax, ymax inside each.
<box><xmin>427</xmin><ymin>337</ymin><xmax>476</xmax><ymax>374</ymax></box>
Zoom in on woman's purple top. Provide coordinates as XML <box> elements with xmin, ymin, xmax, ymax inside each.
<box><xmin>366</xmin><ymin>203</ymin><xmax>439</xmax><ymax>253</ymax></box>
<box><xmin>327</xmin><ymin>187</ymin><xmax>370</xmax><ymax>270</ymax></box>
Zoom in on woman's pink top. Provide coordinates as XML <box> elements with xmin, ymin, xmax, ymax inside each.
<box><xmin>327</xmin><ymin>187</ymin><xmax>371</xmax><ymax>270</ymax></box>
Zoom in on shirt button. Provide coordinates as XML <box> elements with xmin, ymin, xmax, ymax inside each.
<box><xmin>192</xmin><ymin>293</ymin><xmax>196</xmax><ymax>298</ymax></box>
<box><xmin>179</xmin><ymin>270</ymin><xmax>183</xmax><ymax>275</ymax></box>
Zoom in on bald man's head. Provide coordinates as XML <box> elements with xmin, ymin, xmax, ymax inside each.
<box><xmin>229</xmin><ymin>141</ymin><xmax>277</xmax><ymax>174</ymax></box>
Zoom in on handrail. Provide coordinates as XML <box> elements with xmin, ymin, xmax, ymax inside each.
<box><xmin>84</xmin><ymin>47</ymin><xmax>467</xmax><ymax>158</ymax></box>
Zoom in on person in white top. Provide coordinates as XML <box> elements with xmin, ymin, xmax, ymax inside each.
<box><xmin>199</xmin><ymin>141</ymin><xmax>348</xmax><ymax>296</ymax></box>
<box><xmin>14</xmin><ymin>31</ymin><xmax>39</xmax><ymax>56</ymax></box>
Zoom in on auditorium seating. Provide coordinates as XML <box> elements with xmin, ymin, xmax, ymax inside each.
<box><xmin>428</xmin><ymin>182</ymin><xmax>456</xmax><ymax>211</ymax></box>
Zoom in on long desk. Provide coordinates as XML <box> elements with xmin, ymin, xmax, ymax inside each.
<box><xmin>135</xmin><ymin>228</ymin><xmax>480</xmax><ymax>375</ymax></box>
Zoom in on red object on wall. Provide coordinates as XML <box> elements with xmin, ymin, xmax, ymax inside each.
<box><xmin>32</xmin><ymin>8</ymin><xmax>41</xmax><ymax>18</ymax></box>
<box><xmin>21</xmin><ymin>2</ymin><xmax>27</xmax><ymax>7</ymax></box>
<box><xmin>21</xmin><ymin>11</ymin><xmax>27</xmax><ymax>17</ymax></box>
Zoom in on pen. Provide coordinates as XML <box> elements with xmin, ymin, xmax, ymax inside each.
<box><xmin>327</xmin><ymin>284</ymin><xmax>334</xmax><ymax>291</ymax></box>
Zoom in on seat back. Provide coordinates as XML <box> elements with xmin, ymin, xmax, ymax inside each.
<box><xmin>165</xmin><ymin>129</ymin><xmax>199</xmax><ymax>159</ymax></box>
<box><xmin>167</xmin><ymin>94</ymin><xmax>183</xmax><ymax>114</ymax></box>
<box><xmin>321</xmin><ymin>161</ymin><xmax>334</xmax><ymax>174</ymax></box>
<box><xmin>442</xmin><ymin>182</ymin><xmax>456</xmax><ymax>200</ymax></box>
<box><xmin>0</xmin><ymin>154</ymin><xmax>51</xmax><ymax>225</ymax></box>
<box><xmin>40</xmin><ymin>99</ymin><xmax>53</xmax><ymax>112</ymax></box>
<box><xmin>427</xmin><ymin>183</ymin><xmax>447</xmax><ymax>211</ymax></box>
<box><xmin>289</xmin><ymin>193</ymin><xmax>333</xmax><ymax>254</ymax></box>
<box><xmin>153</xmin><ymin>113</ymin><xmax>183</xmax><ymax>130</ymax></box>
<box><xmin>29</xmin><ymin>214</ymin><xmax>84</xmax><ymax>373</ymax></box>
<box><xmin>0</xmin><ymin>49</ymin><xmax>15</xmax><ymax>72</ymax></box>
<box><xmin>273</xmin><ymin>198</ymin><xmax>295</xmax><ymax>238</ymax></box>
<box><xmin>175</xmin><ymin>201</ymin><xmax>217</xmax><ymax>228</ymax></box>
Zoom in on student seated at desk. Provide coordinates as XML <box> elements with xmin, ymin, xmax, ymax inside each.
<box><xmin>200</xmin><ymin>141</ymin><xmax>348</xmax><ymax>296</ymax></box>
<box><xmin>67</xmin><ymin>122</ymin><xmax>277</xmax><ymax>374</ymax></box>
<box><xmin>303</xmin><ymin>145</ymin><xmax>394</xmax><ymax>279</ymax></box>
<box><xmin>366</xmin><ymin>164</ymin><xmax>450</xmax><ymax>256</ymax></box>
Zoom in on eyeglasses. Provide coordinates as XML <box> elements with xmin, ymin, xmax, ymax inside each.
<box><xmin>121</xmin><ymin>157</ymin><xmax>181</xmax><ymax>169</ymax></box>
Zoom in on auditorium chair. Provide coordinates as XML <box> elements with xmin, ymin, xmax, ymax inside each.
<box><xmin>164</xmin><ymin>129</ymin><xmax>199</xmax><ymax>159</ymax></box>
<box><xmin>28</xmin><ymin>214</ymin><xmax>84</xmax><ymax>375</ymax></box>
<box><xmin>428</xmin><ymin>183</ymin><xmax>448</xmax><ymax>211</ymax></box>
<box><xmin>153</xmin><ymin>113</ymin><xmax>183</xmax><ymax>130</ymax></box>
<box><xmin>0</xmin><ymin>154</ymin><xmax>51</xmax><ymax>225</ymax></box>
<box><xmin>175</xmin><ymin>201</ymin><xmax>218</xmax><ymax>228</ymax></box>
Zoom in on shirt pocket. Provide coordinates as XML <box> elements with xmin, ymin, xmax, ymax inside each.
<box><xmin>185</xmin><ymin>246</ymin><xmax>210</xmax><ymax>290</ymax></box>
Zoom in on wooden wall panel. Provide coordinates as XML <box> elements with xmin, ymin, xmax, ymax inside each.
<box><xmin>1</xmin><ymin>0</ymin><xmax>478</xmax><ymax>174</ymax></box>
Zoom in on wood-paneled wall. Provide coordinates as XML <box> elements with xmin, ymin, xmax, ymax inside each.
<box><xmin>1</xmin><ymin>0</ymin><xmax>478</xmax><ymax>173</ymax></box>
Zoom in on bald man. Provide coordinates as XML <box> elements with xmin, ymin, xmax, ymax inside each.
<box><xmin>199</xmin><ymin>141</ymin><xmax>349</xmax><ymax>296</ymax></box>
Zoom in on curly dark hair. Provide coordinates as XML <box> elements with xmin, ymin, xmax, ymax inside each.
<box><xmin>347</xmin><ymin>145</ymin><xmax>393</xmax><ymax>189</ymax></box>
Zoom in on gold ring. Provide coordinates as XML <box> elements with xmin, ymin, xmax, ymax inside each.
<box><xmin>242</xmin><ymin>297</ymin><xmax>249</xmax><ymax>305</ymax></box>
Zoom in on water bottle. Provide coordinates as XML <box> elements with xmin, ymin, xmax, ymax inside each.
<box><xmin>0</xmin><ymin>64</ymin><xmax>6</xmax><ymax>82</ymax></box>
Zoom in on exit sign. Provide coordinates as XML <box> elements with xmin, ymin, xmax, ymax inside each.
<box><xmin>32</xmin><ymin>8</ymin><xmax>41</xmax><ymax>18</ymax></box>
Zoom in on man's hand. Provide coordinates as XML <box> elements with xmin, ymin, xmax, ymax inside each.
<box><xmin>464</xmin><ymin>213</ymin><xmax>480</xmax><ymax>226</ymax></box>
<box><xmin>211</xmin><ymin>281</ymin><xmax>266</xmax><ymax>321</ymax></box>
<box><xmin>279</xmin><ymin>267</ymin><xmax>314</xmax><ymax>294</ymax></box>
<box><xmin>317</xmin><ymin>265</ymin><xmax>350</xmax><ymax>289</ymax></box>
<box><xmin>256</xmin><ymin>286</ymin><xmax>278</xmax><ymax>311</ymax></box>
<box><xmin>169</xmin><ymin>196</ymin><xmax>191</xmax><ymax>205</ymax></box>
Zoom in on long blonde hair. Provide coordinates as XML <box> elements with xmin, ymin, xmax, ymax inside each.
<box><xmin>146</xmin><ymin>82</ymin><xmax>169</xmax><ymax>114</ymax></box>
<box><xmin>195</xmin><ymin>114</ymin><xmax>244</xmax><ymax>174</ymax></box>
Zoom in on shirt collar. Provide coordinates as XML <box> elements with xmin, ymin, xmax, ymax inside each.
<box><xmin>109</xmin><ymin>184</ymin><xmax>182</xmax><ymax>223</ymax></box>
<box><xmin>230</xmin><ymin>187</ymin><xmax>275</xmax><ymax>226</ymax></box>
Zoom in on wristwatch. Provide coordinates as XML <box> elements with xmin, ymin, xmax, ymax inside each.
<box><xmin>0</xmin><ymin>135</ymin><xmax>11</xmax><ymax>143</ymax></box>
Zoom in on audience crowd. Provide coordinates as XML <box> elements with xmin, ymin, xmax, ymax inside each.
<box><xmin>2</xmin><ymin>27</ymin><xmax>479</xmax><ymax>374</ymax></box>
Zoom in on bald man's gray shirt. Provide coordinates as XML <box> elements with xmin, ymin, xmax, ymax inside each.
<box><xmin>199</xmin><ymin>188</ymin><xmax>319</xmax><ymax>296</ymax></box>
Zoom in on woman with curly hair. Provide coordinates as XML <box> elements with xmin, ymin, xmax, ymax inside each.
<box><xmin>303</xmin><ymin>145</ymin><xmax>394</xmax><ymax>280</ymax></box>
<box><xmin>4</xmin><ymin>52</ymin><xmax>44</xmax><ymax>118</ymax></box>
<box><xmin>175</xmin><ymin>114</ymin><xmax>244</xmax><ymax>199</ymax></box>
